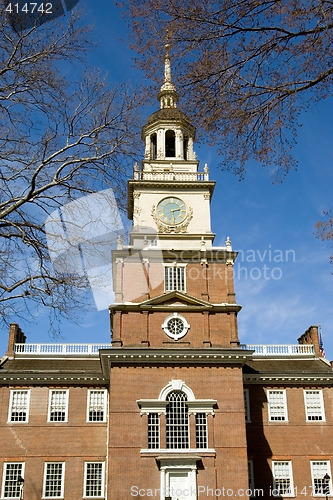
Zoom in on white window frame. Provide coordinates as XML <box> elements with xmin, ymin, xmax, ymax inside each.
<box><xmin>166</xmin><ymin>391</ymin><xmax>190</xmax><ymax>449</ymax></box>
<box><xmin>84</xmin><ymin>462</ymin><xmax>105</xmax><ymax>498</ymax></box>
<box><xmin>310</xmin><ymin>460</ymin><xmax>332</xmax><ymax>497</ymax></box>
<box><xmin>304</xmin><ymin>390</ymin><xmax>325</xmax><ymax>422</ymax></box>
<box><xmin>48</xmin><ymin>389</ymin><xmax>69</xmax><ymax>423</ymax></box>
<box><xmin>267</xmin><ymin>390</ymin><xmax>288</xmax><ymax>422</ymax></box>
<box><xmin>162</xmin><ymin>312</ymin><xmax>190</xmax><ymax>340</ymax></box>
<box><xmin>86</xmin><ymin>389</ymin><xmax>107</xmax><ymax>423</ymax></box>
<box><xmin>148</xmin><ymin>413</ymin><xmax>160</xmax><ymax>450</ymax></box>
<box><xmin>272</xmin><ymin>460</ymin><xmax>294</xmax><ymax>497</ymax></box>
<box><xmin>43</xmin><ymin>462</ymin><xmax>65</xmax><ymax>498</ymax></box>
<box><xmin>164</xmin><ymin>264</ymin><xmax>187</xmax><ymax>292</ymax></box>
<box><xmin>1</xmin><ymin>462</ymin><xmax>25</xmax><ymax>499</ymax></box>
<box><xmin>8</xmin><ymin>390</ymin><xmax>30</xmax><ymax>423</ymax></box>
<box><xmin>244</xmin><ymin>389</ymin><xmax>251</xmax><ymax>422</ymax></box>
<box><xmin>195</xmin><ymin>412</ymin><xmax>208</xmax><ymax>449</ymax></box>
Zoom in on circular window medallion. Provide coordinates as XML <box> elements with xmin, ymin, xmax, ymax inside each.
<box><xmin>162</xmin><ymin>313</ymin><xmax>190</xmax><ymax>340</ymax></box>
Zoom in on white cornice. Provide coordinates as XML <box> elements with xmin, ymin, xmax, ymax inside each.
<box><xmin>243</xmin><ymin>374</ymin><xmax>333</xmax><ymax>384</ymax></box>
<box><xmin>100</xmin><ymin>347</ymin><xmax>251</xmax><ymax>379</ymax></box>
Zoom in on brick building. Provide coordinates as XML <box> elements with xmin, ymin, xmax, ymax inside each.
<box><xmin>0</xmin><ymin>46</ymin><xmax>332</xmax><ymax>500</ymax></box>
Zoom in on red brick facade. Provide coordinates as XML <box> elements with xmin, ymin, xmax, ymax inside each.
<box><xmin>0</xmin><ymin>48</ymin><xmax>332</xmax><ymax>500</ymax></box>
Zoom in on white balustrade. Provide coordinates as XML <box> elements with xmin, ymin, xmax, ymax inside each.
<box><xmin>14</xmin><ymin>343</ymin><xmax>315</xmax><ymax>356</ymax></box>
<box><xmin>14</xmin><ymin>343</ymin><xmax>112</xmax><ymax>356</ymax></box>
<box><xmin>135</xmin><ymin>171</ymin><xmax>208</xmax><ymax>181</ymax></box>
<box><xmin>240</xmin><ymin>344</ymin><xmax>315</xmax><ymax>356</ymax></box>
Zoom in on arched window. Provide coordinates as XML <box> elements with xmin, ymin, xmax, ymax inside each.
<box><xmin>183</xmin><ymin>135</ymin><xmax>189</xmax><ymax>160</ymax></box>
<box><xmin>165</xmin><ymin>130</ymin><xmax>175</xmax><ymax>157</ymax></box>
<box><xmin>166</xmin><ymin>391</ymin><xmax>189</xmax><ymax>449</ymax></box>
<box><xmin>150</xmin><ymin>133</ymin><xmax>157</xmax><ymax>160</ymax></box>
<box><xmin>138</xmin><ymin>380</ymin><xmax>216</xmax><ymax>451</ymax></box>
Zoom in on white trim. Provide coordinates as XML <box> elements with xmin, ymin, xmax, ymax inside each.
<box><xmin>47</xmin><ymin>389</ymin><xmax>69</xmax><ymax>423</ymax></box>
<box><xmin>162</xmin><ymin>313</ymin><xmax>190</xmax><ymax>340</ymax></box>
<box><xmin>162</xmin><ymin>263</ymin><xmax>187</xmax><ymax>268</ymax></box>
<box><xmin>138</xmin><ymin>399</ymin><xmax>217</xmax><ymax>416</ymax></box>
<box><xmin>164</xmin><ymin>264</ymin><xmax>187</xmax><ymax>293</ymax></box>
<box><xmin>1</xmin><ymin>462</ymin><xmax>25</xmax><ymax>500</ymax></box>
<box><xmin>83</xmin><ymin>461</ymin><xmax>105</xmax><ymax>498</ymax></box>
<box><xmin>160</xmin><ymin>462</ymin><xmax>197</xmax><ymax>500</ymax></box>
<box><xmin>141</xmin><ymin>448</ymin><xmax>216</xmax><ymax>455</ymax></box>
<box><xmin>42</xmin><ymin>462</ymin><xmax>65</xmax><ymax>498</ymax></box>
<box><xmin>310</xmin><ymin>460</ymin><xmax>332</xmax><ymax>496</ymax></box>
<box><xmin>86</xmin><ymin>389</ymin><xmax>107</xmax><ymax>423</ymax></box>
<box><xmin>267</xmin><ymin>389</ymin><xmax>288</xmax><ymax>422</ymax></box>
<box><xmin>272</xmin><ymin>460</ymin><xmax>294</xmax><ymax>497</ymax></box>
<box><xmin>8</xmin><ymin>389</ymin><xmax>30</xmax><ymax>424</ymax></box>
<box><xmin>304</xmin><ymin>389</ymin><xmax>326</xmax><ymax>422</ymax></box>
<box><xmin>159</xmin><ymin>380</ymin><xmax>195</xmax><ymax>401</ymax></box>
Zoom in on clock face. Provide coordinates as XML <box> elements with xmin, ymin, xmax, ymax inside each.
<box><xmin>157</xmin><ymin>197</ymin><xmax>187</xmax><ymax>225</ymax></box>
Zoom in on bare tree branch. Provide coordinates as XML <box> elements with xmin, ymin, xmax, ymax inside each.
<box><xmin>0</xmin><ymin>9</ymin><xmax>140</xmax><ymax>325</ymax></box>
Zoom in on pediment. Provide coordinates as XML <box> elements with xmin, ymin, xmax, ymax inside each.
<box><xmin>138</xmin><ymin>291</ymin><xmax>212</xmax><ymax>309</ymax></box>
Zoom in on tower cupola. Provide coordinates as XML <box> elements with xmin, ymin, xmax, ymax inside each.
<box><xmin>141</xmin><ymin>44</ymin><xmax>196</xmax><ymax>167</ymax></box>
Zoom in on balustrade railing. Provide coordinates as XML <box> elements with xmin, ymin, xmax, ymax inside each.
<box><xmin>240</xmin><ymin>344</ymin><xmax>315</xmax><ymax>356</ymax></box>
<box><xmin>134</xmin><ymin>171</ymin><xmax>209</xmax><ymax>181</ymax></box>
<box><xmin>14</xmin><ymin>343</ymin><xmax>315</xmax><ymax>356</ymax></box>
<box><xmin>14</xmin><ymin>343</ymin><xmax>112</xmax><ymax>355</ymax></box>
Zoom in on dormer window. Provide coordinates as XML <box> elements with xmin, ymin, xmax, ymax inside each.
<box><xmin>165</xmin><ymin>129</ymin><xmax>175</xmax><ymax>157</ymax></box>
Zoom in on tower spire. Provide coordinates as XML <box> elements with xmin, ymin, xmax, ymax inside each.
<box><xmin>158</xmin><ymin>43</ymin><xmax>179</xmax><ymax>109</ymax></box>
<box><xmin>164</xmin><ymin>43</ymin><xmax>172</xmax><ymax>84</ymax></box>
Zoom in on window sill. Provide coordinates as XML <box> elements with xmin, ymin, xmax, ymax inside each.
<box><xmin>140</xmin><ymin>448</ymin><xmax>216</xmax><ymax>457</ymax></box>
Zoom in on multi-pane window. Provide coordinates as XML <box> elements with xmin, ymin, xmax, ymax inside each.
<box><xmin>248</xmin><ymin>460</ymin><xmax>254</xmax><ymax>494</ymax></box>
<box><xmin>311</xmin><ymin>461</ymin><xmax>332</xmax><ymax>496</ymax></box>
<box><xmin>272</xmin><ymin>461</ymin><xmax>293</xmax><ymax>496</ymax></box>
<box><xmin>1</xmin><ymin>463</ymin><xmax>24</xmax><ymax>499</ymax></box>
<box><xmin>267</xmin><ymin>390</ymin><xmax>288</xmax><ymax>421</ymax></box>
<box><xmin>8</xmin><ymin>390</ymin><xmax>30</xmax><ymax>423</ymax></box>
<box><xmin>244</xmin><ymin>389</ymin><xmax>251</xmax><ymax>422</ymax></box>
<box><xmin>165</xmin><ymin>266</ymin><xmax>185</xmax><ymax>292</ymax></box>
<box><xmin>43</xmin><ymin>462</ymin><xmax>64</xmax><ymax>498</ymax></box>
<box><xmin>195</xmin><ymin>413</ymin><xmax>208</xmax><ymax>449</ymax></box>
<box><xmin>84</xmin><ymin>462</ymin><xmax>104</xmax><ymax>497</ymax></box>
<box><xmin>166</xmin><ymin>391</ymin><xmax>189</xmax><ymax>449</ymax></box>
<box><xmin>48</xmin><ymin>390</ymin><xmax>68</xmax><ymax>422</ymax></box>
<box><xmin>87</xmin><ymin>390</ymin><xmax>106</xmax><ymax>422</ymax></box>
<box><xmin>148</xmin><ymin>413</ymin><xmax>160</xmax><ymax>449</ymax></box>
<box><xmin>304</xmin><ymin>390</ymin><xmax>325</xmax><ymax>421</ymax></box>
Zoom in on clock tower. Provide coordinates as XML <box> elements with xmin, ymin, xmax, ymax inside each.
<box><xmin>128</xmin><ymin>44</ymin><xmax>215</xmax><ymax>251</ymax></box>
<box><xmin>105</xmin><ymin>45</ymin><xmax>251</xmax><ymax>500</ymax></box>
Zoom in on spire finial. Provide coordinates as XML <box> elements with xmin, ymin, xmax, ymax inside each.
<box><xmin>158</xmin><ymin>43</ymin><xmax>179</xmax><ymax>109</ymax></box>
<box><xmin>164</xmin><ymin>43</ymin><xmax>171</xmax><ymax>83</ymax></box>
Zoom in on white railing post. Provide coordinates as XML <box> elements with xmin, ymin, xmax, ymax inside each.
<box><xmin>241</xmin><ymin>344</ymin><xmax>315</xmax><ymax>356</ymax></box>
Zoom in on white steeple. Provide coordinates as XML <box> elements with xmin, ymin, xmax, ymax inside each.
<box><xmin>158</xmin><ymin>44</ymin><xmax>179</xmax><ymax>109</ymax></box>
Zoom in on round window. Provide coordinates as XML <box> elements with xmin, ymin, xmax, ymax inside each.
<box><xmin>162</xmin><ymin>313</ymin><xmax>190</xmax><ymax>340</ymax></box>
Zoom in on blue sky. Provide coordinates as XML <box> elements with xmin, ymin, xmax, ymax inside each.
<box><xmin>1</xmin><ymin>2</ymin><xmax>332</xmax><ymax>357</ymax></box>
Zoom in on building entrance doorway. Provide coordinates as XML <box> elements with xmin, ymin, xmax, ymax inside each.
<box><xmin>168</xmin><ymin>471</ymin><xmax>190</xmax><ymax>499</ymax></box>
<box><xmin>161</xmin><ymin>465</ymin><xmax>197</xmax><ymax>500</ymax></box>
